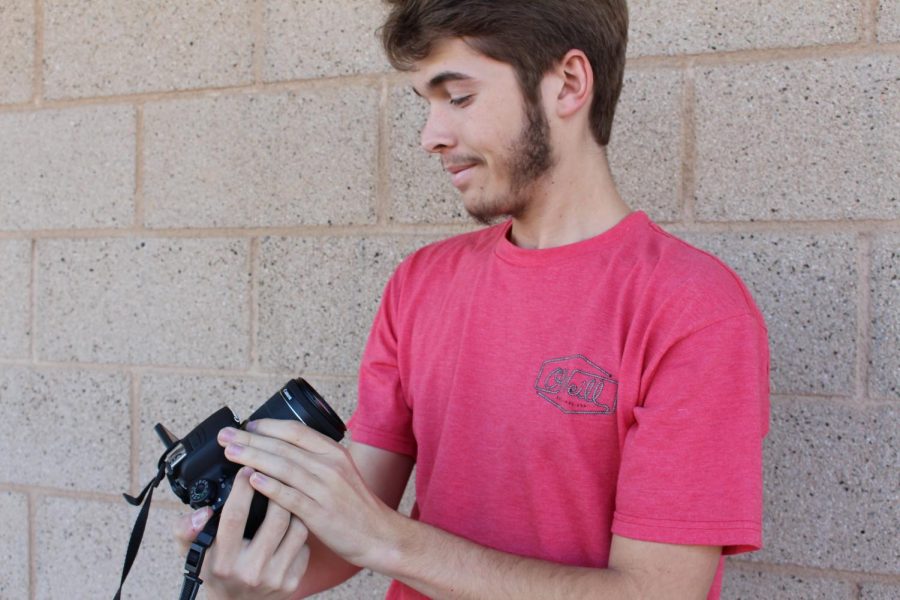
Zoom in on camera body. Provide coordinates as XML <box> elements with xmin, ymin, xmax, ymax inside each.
<box><xmin>156</xmin><ymin>378</ymin><xmax>346</xmax><ymax>538</ymax></box>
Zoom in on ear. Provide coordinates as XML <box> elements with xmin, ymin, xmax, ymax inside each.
<box><xmin>551</xmin><ymin>49</ymin><xmax>594</xmax><ymax>119</ymax></box>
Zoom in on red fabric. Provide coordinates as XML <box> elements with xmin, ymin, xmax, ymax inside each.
<box><xmin>349</xmin><ymin>212</ymin><xmax>769</xmax><ymax>599</ymax></box>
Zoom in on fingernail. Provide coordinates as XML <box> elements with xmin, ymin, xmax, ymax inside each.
<box><xmin>192</xmin><ymin>508</ymin><xmax>210</xmax><ymax>530</ymax></box>
<box><xmin>218</xmin><ymin>427</ymin><xmax>236</xmax><ymax>443</ymax></box>
<box><xmin>226</xmin><ymin>443</ymin><xmax>243</xmax><ymax>456</ymax></box>
<box><xmin>246</xmin><ymin>420</ymin><xmax>258</xmax><ymax>432</ymax></box>
<box><xmin>250</xmin><ymin>472</ymin><xmax>268</xmax><ymax>486</ymax></box>
<box><xmin>239</xmin><ymin>466</ymin><xmax>255</xmax><ymax>478</ymax></box>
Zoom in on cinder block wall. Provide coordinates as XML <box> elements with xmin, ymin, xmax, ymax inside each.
<box><xmin>0</xmin><ymin>1</ymin><xmax>897</xmax><ymax>599</ymax></box>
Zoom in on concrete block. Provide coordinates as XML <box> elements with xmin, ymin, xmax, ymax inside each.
<box><xmin>608</xmin><ymin>67</ymin><xmax>683</xmax><ymax>222</ymax></box>
<box><xmin>264</xmin><ymin>0</ymin><xmax>389</xmax><ymax>81</ymax></box>
<box><xmin>258</xmin><ymin>234</ymin><xmax>433</xmax><ymax>375</ymax></box>
<box><xmin>683</xmin><ymin>232</ymin><xmax>857</xmax><ymax>395</ymax></box>
<box><xmin>722</xmin><ymin>567</ymin><xmax>853</xmax><ymax>600</ymax></box>
<box><xmin>753</xmin><ymin>399</ymin><xmax>899</xmax><ymax>573</ymax></box>
<box><xmin>138</xmin><ymin>372</ymin><xmax>357</xmax><ymax>500</ymax></box>
<box><xmin>629</xmin><ymin>0</ymin><xmax>861</xmax><ymax>57</ymax></box>
<box><xmin>42</xmin><ymin>0</ymin><xmax>254</xmax><ymax>100</ymax></box>
<box><xmin>0</xmin><ymin>240</ymin><xmax>30</xmax><ymax>358</ymax></box>
<box><xmin>0</xmin><ymin>105</ymin><xmax>135</xmax><ymax>230</ymax></box>
<box><xmin>879</xmin><ymin>0</ymin><xmax>900</xmax><ymax>42</ymax></box>
<box><xmin>36</xmin><ymin>237</ymin><xmax>250</xmax><ymax>369</ymax></box>
<box><xmin>0</xmin><ymin>492</ymin><xmax>28</xmax><ymax>599</ymax></box>
<box><xmin>0</xmin><ymin>0</ymin><xmax>33</xmax><ymax>104</ymax></box>
<box><xmin>144</xmin><ymin>87</ymin><xmax>377</xmax><ymax>228</ymax></box>
<box><xmin>388</xmin><ymin>84</ymin><xmax>469</xmax><ymax>223</ymax></box>
<box><xmin>694</xmin><ymin>56</ymin><xmax>899</xmax><ymax>222</ymax></box>
<box><xmin>0</xmin><ymin>366</ymin><xmax>130</xmax><ymax>493</ymax></box>
<box><xmin>36</xmin><ymin>496</ymin><xmax>186</xmax><ymax>600</ymax></box>
<box><xmin>861</xmin><ymin>583</ymin><xmax>900</xmax><ymax>599</ymax></box>
<box><xmin>871</xmin><ymin>235</ymin><xmax>900</xmax><ymax>399</ymax></box>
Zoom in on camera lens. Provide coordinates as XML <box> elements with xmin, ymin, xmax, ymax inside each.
<box><xmin>247</xmin><ymin>378</ymin><xmax>346</xmax><ymax>442</ymax></box>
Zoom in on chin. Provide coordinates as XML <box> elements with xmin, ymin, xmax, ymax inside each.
<box><xmin>463</xmin><ymin>197</ymin><xmax>522</xmax><ymax>226</ymax></box>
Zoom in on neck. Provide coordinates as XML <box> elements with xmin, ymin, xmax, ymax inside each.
<box><xmin>508</xmin><ymin>147</ymin><xmax>630</xmax><ymax>250</ymax></box>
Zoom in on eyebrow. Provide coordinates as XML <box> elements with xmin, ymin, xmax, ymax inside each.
<box><xmin>412</xmin><ymin>71</ymin><xmax>475</xmax><ymax>97</ymax></box>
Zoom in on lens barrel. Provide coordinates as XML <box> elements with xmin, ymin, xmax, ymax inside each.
<box><xmin>248</xmin><ymin>378</ymin><xmax>346</xmax><ymax>442</ymax></box>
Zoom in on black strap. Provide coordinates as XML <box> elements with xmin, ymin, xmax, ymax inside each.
<box><xmin>178</xmin><ymin>517</ymin><xmax>219</xmax><ymax>600</ymax></box>
<box><xmin>114</xmin><ymin>462</ymin><xmax>167</xmax><ymax>600</ymax></box>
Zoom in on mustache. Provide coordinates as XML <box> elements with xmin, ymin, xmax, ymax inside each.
<box><xmin>441</xmin><ymin>156</ymin><xmax>483</xmax><ymax>170</ymax></box>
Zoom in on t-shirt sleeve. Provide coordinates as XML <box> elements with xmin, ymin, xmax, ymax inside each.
<box><xmin>612</xmin><ymin>312</ymin><xmax>770</xmax><ymax>555</ymax></box>
<box><xmin>348</xmin><ymin>269</ymin><xmax>418</xmax><ymax>459</ymax></box>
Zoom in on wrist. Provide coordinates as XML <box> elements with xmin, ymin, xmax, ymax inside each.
<box><xmin>364</xmin><ymin>506</ymin><xmax>413</xmax><ymax>576</ymax></box>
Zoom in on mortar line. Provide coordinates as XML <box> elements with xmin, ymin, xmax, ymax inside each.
<box><xmin>0</xmin><ymin>356</ymin><xmax>360</xmax><ymax>382</ymax></box>
<box><xmin>770</xmin><ymin>394</ymin><xmax>894</xmax><ymax>410</ymax></box>
<box><xmin>679</xmin><ymin>62</ymin><xmax>697</xmax><ymax>222</ymax></box>
<box><xmin>667</xmin><ymin>219</ymin><xmax>900</xmax><ymax>233</ymax></box>
<box><xmin>626</xmin><ymin>41</ymin><xmax>900</xmax><ymax>69</ymax></box>
<box><xmin>28</xmin><ymin>239</ymin><xmax>37</xmax><ymax>362</ymax></box>
<box><xmin>129</xmin><ymin>372</ymin><xmax>141</xmax><ymax>493</ymax></box>
<box><xmin>32</xmin><ymin>0</ymin><xmax>44</xmax><ymax>107</ymax></box>
<box><xmin>727</xmin><ymin>557</ymin><xmax>900</xmax><ymax>585</ymax></box>
<box><xmin>249</xmin><ymin>237</ymin><xmax>260</xmax><ymax>370</ymax></box>
<box><xmin>133</xmin><ymin>104</ymin><xmax>145</xmax><ymax>228</ymax></box>
<box><xmin>854</xmin><ymin>234</ymin><xmax>874</xmax><ymax>403</ymax></box>
<box><xmin>28</xmin><ymin>491</ymin><xmax>36</xmax><ymax>600</ymax></box>
<box><xmin>0</xmin><ymin>483</ymin><xmax>223</xmax><ymax>512</ymax></box>
<box><xmin>1</xmin><ymin>483</ymin><xmax>139</xmax><ymax>504</ymax></box>
<box><xmin>0</xmin><ymin>219</ymin><xmax>898</xmax><ymax>242</ymax></box>
<box><xmin>375</xmin><ymin>77</ymin><xmax>392</xmax><ymax>224</ymax></box>
<box><xmin>2</xmin><ymin>42</ymin><xmax>898</xmax><ymax>117</ymax></box>
<box><xmin>252</xmin><ymin>0</ymin><xmax>265</xmax><ymax>84</ymax></box>
<box><xmin>861</xmin><ymin>0</ymin><xmax>879</xmax><ymax>44</ymax></box>
<box><xmin>0</xmin><ymin>221</ymin><xmax>479</xmax><ymax>241</ymax></box>
<box><xmin>0</xmin><ymin>72</ymin><xmax>390</xmax><ymax>113</ymax></box>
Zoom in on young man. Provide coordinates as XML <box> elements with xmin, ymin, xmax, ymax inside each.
<box><xmin>175</xmin><ymin>2</ymin><xmax>769</xmax><ymax>598</ymax></box>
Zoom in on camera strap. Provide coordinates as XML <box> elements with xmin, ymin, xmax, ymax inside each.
<box><xmin>113</xmin><ymin>455</ymin><xmax>169</xmax><ymax>600</ymax></box>
<box><xmin>178</xmin><ymin>515</ymin><xmax>219</xmax><ymax>600</ymax></box>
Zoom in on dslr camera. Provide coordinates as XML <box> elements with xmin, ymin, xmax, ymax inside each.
<box><xmin>114</xmin><ymin>377</ymin><xmax>346</xmax><ymax>600</ymax></box>
<box><xmin>156</xmin><ymin>377</ymin><xmax>346</xmax><ymax>538</ymax></box>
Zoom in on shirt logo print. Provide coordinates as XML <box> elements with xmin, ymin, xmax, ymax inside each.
<box><xmin>535</xmin><ymin>355</ymin><xmax>618</xmax><ymax>415</ymax></box>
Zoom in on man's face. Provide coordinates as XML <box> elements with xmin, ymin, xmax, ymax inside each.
<box><xmin>410</xmin><ymin>39</ymin><xmax>555</xmax><ymax>224</ymax></box>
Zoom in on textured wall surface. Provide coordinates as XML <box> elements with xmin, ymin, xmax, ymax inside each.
<box><xmin>0</xmin><ymin>1</ymin><xmax>897</xmax><ymax>599</ymax></box>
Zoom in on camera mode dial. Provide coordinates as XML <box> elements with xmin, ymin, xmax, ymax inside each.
<box><xmin>189</xmin><ymin>479</ymin><xmax>217</xmax><ymax>508</ymax></box>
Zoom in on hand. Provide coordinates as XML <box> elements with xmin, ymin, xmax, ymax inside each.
<box><xmin>172</xmin><ymin>466</ymin><xmax>310</xmax><ymax>599</ymax></box>
<box><xmin>217</xmin><ymin>420</ymin><xmax>401</xmax><ymax>569</ymax></box>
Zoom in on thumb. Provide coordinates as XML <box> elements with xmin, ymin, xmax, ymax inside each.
<box><xmin>173</xmin><ymin>507</ymin><xmax>214</xmax><ymax>555</ymax></box>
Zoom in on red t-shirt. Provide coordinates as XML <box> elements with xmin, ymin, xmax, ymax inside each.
<box><xmin>349</xmin><ymin>211</ymin><xmax>770</xmax><ymax>599</ymax></box>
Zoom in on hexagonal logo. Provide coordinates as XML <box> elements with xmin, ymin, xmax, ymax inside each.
<box><xmin>535</xmin><ymin>355</ymin><xmax>618</xmax><ymax>415</ymax></box>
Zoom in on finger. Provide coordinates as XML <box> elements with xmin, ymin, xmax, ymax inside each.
<box><xmin>249</xmin><ymin>470</ymin><xmax>320</xmax><ymax>518</ymax></box>
<box><xmin>218</xmin><ymin>426</ymin><xmax>315</xmax><ymax>463</ymax></box>
<box><xmin>226</xmin><ymin>442</ymin><xmax>329</xmax><ymax>507</ymax></box>
<box><xmin>247</xmin><ymin>418</ymin><xmax>337</xmax><ymax>454</ymax></box>
<box><xmin>244</xmin><ymin>496</ymin><xmax>291</xmax><ymax>572</ymax></box>
<box><xmin>172</xmin><ymin>507</ymin><xmax>214</xmax><ymax>555</ymax></box>
<box><xmin>281</xmin><ymin>540</ymin><xmax>311</xmax><ymax>595</ymax></box>
<box><xmin>267</xmin><ymin>516</ymin><xmax>310</xmax><ymax>580</ymax></box>
<box><xmin>215</xmin><ymin>466</ymin><xmax>255</xmax><ymax>562</ymax></box>
<box><xmin>224</xmin><ymin>441</ymin><xmax>328</xmax><ymax>491</ymax></box>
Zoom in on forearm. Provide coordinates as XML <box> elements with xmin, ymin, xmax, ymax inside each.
<box><xmin>370</xmin><ymin>514</ymin><xmax>638</xmax><ymax>600</ymax></box>
<box><xmin>293</xmin><ymin>533</ymin><xmax>362</xmax><ymax>599</ymax></box>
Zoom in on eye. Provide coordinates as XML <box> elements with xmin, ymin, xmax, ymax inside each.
<box><xmin>449</xmin><ymin>95</ymin><xmax>473</xmax><ymax>107</ymax></box>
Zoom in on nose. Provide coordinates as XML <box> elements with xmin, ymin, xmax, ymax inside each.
<box><xmin>420</xmin><ymin>107</ymin><xmax>455</xmax><ymax>154</ymax></box>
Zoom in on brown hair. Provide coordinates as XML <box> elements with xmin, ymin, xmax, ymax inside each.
<box><xmin>382</xmin><ymin>0</ymin><xmax>629</xmax><ymax>147</ymax></box>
